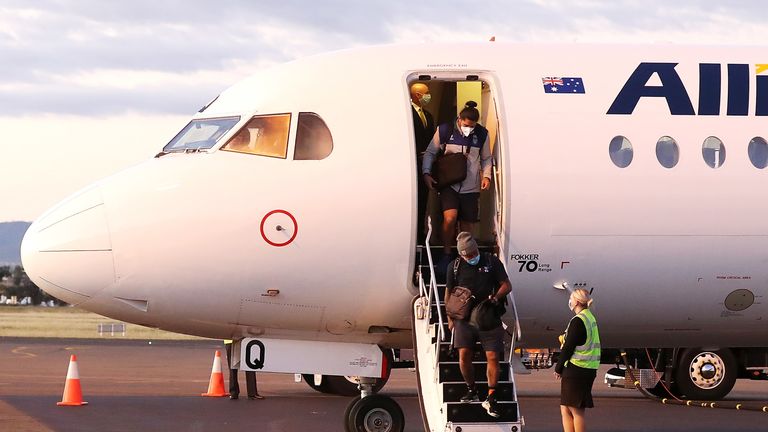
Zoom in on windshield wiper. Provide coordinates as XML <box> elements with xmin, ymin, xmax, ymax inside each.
<box><xmin>155</xmin><ymin>148</ymin><xmax>208</xmax><ymax>158</ymax></box>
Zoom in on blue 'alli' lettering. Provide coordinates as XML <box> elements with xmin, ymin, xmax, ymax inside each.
<box><xmin>607</xmin><ymin>62</ymin><xmax>766</xmax><ymax>116</ymax></box>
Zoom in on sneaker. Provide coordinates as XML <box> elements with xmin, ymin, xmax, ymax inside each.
<box><xmin>459</xmin><ymin>388</ymin><xmax>479</xmax><ymax>403</ymax></box>
<box><xmin>482</xmin><ymin>393</ymin><xmax>501</xmax><ymax>418</ymax></box>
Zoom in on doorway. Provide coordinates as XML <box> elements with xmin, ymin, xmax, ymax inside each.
<box><xmin>407</xmin><ymin>74</ymin><xmax>504</xmax><ymax>254</ymax></box>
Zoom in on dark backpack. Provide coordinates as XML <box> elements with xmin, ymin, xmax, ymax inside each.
<box><xmin>451</xmin><ymin>253</ymin><xmax>507</xmax><ymax>314</ymax></box>
<box><xmin>470</xmin><ymin>298</ymin><xmax>503</xmax><ymax>331</ymax></box>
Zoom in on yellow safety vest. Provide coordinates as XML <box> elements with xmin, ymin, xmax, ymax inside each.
<box><xmin>565</xmin><ymin>309</ymin><xmax>601</xmax><ymax>370</ymax></box>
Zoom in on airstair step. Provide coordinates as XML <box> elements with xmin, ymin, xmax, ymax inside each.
<box><xmin>441</xmin><ymin>381</ymin><xmax>515</xmax><ymax>402</ymax></box>
<box><xmin>439</xmin><ymin>362</ymin><xmax>510</xmax><ymax>383</ymax></box>
<box><xmin>429</xmin><ymin>304</ymin><xmax>448</xmax><ymax>322</ymax></box>
<box><xmin>445</xmin><ymin>401</ymin><xmax>519</xmax><ymax>423</ymax></box>
<box><xmin>437</xmin><ymin>342</ymin><xmax>488</xmax><ymax>362</ymax></box>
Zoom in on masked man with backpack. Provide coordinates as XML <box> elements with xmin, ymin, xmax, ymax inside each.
<box><xmin>445</xmin><ymin>232</ymin><xmax>512</xmax><ymax>418</ymax></box>
<box><xmin>422</xmin><ymin>101</ymin><xmax>493</xmax><ymax>272</ymax></box>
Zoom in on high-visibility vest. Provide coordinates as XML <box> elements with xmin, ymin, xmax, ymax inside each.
<box><xmin>565</xmin><ymin>309</ymin><xmax>601</xmax><ymax>369</ymax></box>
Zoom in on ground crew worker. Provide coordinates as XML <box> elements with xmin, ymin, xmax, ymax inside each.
<box><xmin>224</xmin><ymin>339</ymin><xmax>264</xmax><ymax>400</ymax></box>
<box><xmin>554</xmin><ymin>289</ymin><xmax>601</xmax><ymax>432</ymax></box>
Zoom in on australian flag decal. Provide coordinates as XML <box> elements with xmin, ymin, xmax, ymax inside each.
<box><xmin>543</xmin><ymin>77</ymin><xmax>585</xmax><ymax>94</ymax></box>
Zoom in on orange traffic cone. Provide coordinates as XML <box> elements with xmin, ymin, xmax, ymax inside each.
<box><xmin>201</xmin><ymin>350</ymin><xmax>229</xmax><ymax>397</ymax></box>
<box><xmin>57</xmin><ymin>354</ymin><xmax>88</xmax><ymax>406</ymax></box>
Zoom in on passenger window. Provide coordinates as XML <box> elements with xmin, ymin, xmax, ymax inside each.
<box><xmin>702</xmin><ymin>136</ymin><xmax>726</xmax><ymax>168</ymax></box>
<box><xmin>294</xmin><ymin>113</ymin><xmax>333</xmax><ymax>160</ymax></box>
<box><xmin>748</xmin><ymin>137</ymin><xmax>768</xmax><ymax>169</ymax></box>
<box><xmin>221</xmin><ymin>114</ymin><xmax>291</xmax><ymax>158</ymax></box>
<box><xmin>656</xmin><ymin>136</ymin><xmax>680</xmax><ymax>168</ymax></box>
<box><xmin>608</xmin><ymin>136</ymin><xmax>633</xmax><ymax>168</ymax></box>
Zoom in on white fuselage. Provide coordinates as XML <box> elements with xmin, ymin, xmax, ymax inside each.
<box><xmin>22</xmin><ymin>43</ymin><xmax>768</xmax><ymax>350</ymax></box>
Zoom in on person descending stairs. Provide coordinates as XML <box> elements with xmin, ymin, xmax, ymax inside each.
<box><xmin>413</xmin><ymin>230</ymin><xmax>524</xmax><ymax>431</ymax></box>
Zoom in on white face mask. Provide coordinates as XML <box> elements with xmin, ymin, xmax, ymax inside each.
<box><xmin>460</xmin><ymin>126</ymin><xmax>474</xmax><ymax>137</ymax></box>
<box><xmin>568</xmin><ymin>299</ymin><xmax>576</xmax><ymax>311</ymax></box>
<box><xmin>419</xmin><ymin>94</ymin><xmax>431</xmax><ymax>106</ymax></box>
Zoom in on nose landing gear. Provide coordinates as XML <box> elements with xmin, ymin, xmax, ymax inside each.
<box><xmin>343</xmin><ymin>378</ymin><xmax>404</xmax><ymax>432</ymax></box>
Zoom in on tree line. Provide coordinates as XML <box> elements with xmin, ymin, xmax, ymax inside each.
<box><xmin>0</xmin><ymin>265</ymin><xmax>63</xmax><ymax>305</ymax></box>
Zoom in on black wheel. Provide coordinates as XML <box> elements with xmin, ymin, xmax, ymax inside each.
<box><xmin>674</xmin><ymin>348</ymin><xmax>737</xmax><ymax>400</ymax></box>
<box><xmin>347</xmin><ymin>394</ymin><xmax>404</xmax><ymax>432</ymax></box>
<box><xmin>343</xmin><ymin>396</ymin><xmax>362</xmax><ymax>432</ymax></box>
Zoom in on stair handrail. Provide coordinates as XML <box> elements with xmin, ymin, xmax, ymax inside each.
<box><xmin>424</xmin><ymin>217</ymin><xmax>446</xmax><ymax>344</ymax></box>
<box><xmin>492</xmin><ymin>160</ymin><xmax>502</xmax><ymax>221</ymax></box>
<box><xmin>506</xmin><ymin>289</ymin><xmax>522</xmax><ymax>348</ymax></box>
<box><xmin>506</xmin><ymin>285</ymin><xmax>523</xmax><ymax>424</ymax></box>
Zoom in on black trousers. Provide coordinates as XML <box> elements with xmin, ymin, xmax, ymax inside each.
<box><xmin>224</xmin><ymin>342</ymin><xmax>257</xmax><ymax>397</ymax></box>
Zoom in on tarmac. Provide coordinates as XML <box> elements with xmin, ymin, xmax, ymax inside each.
<box><xmin>0</xmin><ymin>338</ymin><xmax>766</xmax><ymax>432</ymax></box>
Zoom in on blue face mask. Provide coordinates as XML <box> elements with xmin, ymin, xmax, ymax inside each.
<box><xmin>467</xmin><ymin>255</ymin><xmax>480</xmax><ymax>266</ymax></box>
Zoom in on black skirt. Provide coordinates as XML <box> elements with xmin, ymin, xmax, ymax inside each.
<box><xmin>560</xmin><ymin>364</ymin><xmax>597</xmax><ymax>408</ymax></box>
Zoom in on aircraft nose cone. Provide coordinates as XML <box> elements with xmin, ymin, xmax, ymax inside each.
<box><xmin>21</xmin><ymin>186</ymin><xmax>116</xmax><ymax>304</ymax></box>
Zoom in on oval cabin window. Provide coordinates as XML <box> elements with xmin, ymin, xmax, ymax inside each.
<box><xmin>656</xmin><ymin>136</ymin><xmax>680</xmax><ymax>169</ymax></box>
<box><xmin>608</xmin><ymin>136</ymin><xmax>633</xmax><ymax>168</ymax></box>
<box><xmin>748</xmin><ymin>137</ymin><xmax>768</xmax><ymax>169</ymax></box>
<box><xmin>702</xmin><ymin>136</ymin><xmax>726</xmax><ymax>169</ymax></box>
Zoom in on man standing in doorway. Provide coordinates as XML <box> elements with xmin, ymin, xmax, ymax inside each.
<box><xmin>411</xmin><ymin>82</ymin><xmax>435</xmax><ymax>242</ymax></box>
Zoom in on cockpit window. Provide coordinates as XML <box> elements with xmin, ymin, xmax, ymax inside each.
<box><xmin>221</xmin><ymin>114</ymin><xmax>291</xmax><ymax>159</ymax></box>
<box><xmin>163</xmin><ymin>116</ymin><xmax>240</xmax><ymax>152</ymax></box>
<box><xmin>294</xmin><ymin>112</ymin><xmax>333</xmax><ymax>160</ymax></box>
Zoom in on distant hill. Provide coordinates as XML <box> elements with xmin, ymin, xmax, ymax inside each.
<box><xmin>0</xmin><ymin>221</ymin><xmax>31</xmax><ymax>265</ymax></box>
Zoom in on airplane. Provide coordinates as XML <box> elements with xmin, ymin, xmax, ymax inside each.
<box><xmin>21</xmin><ymin>42</ymin><xmax>768</xmax><ymax>431</ymax></box>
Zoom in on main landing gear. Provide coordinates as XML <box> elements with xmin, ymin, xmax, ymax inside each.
<box><xmin>638</xmin><ymin>348</ymin><xmax>738</xmax><ymax>401</ymax></box>
<box><xmin>344</xmin><ymin>377</ymin><xmax>404</xmax><ymax>432</ymax></box>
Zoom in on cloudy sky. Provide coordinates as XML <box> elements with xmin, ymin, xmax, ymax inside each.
<box><xmin>2</xmin><ymin>0</ymin><xmax>767</xmax><ymax>222</ymax></box>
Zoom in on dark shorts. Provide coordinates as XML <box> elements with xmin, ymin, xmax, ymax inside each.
<box><xmin>452</xmin><ymin>319</ymin><xmax>504</xmax><ymax>353</ymax></box>
<box><xmin>439</xmin><ymin>188</ymin><xmax>480</xmax><ymax>222</ymax></box>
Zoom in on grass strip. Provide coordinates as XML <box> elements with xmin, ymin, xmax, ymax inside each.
<box><xmin>0</xmin><ymin>305</ymin><xmax>204</xmax><ymax>340</ymax></box>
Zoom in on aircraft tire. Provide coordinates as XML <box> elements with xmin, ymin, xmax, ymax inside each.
<box><xmin>346</xmin><ymin>394</ymin><xmax>404</xmax><ymax>432</ymax></box>
<box><xmin>343</xmin><ymin>396</ymin><xmax>362</xmax><ymax>432</ymax></box>
<box><xmin>674</xmin><ymin>348</ymin><xmax>737</xmax><ymax>400</ymax></box>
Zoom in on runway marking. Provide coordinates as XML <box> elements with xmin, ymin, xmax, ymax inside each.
<box><xmin>10</xmin><ymin>347</ymin><xmax>36</xmax><ymax>358</ymax></box>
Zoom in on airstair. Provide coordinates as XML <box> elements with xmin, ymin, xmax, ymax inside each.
<box><xmin>412</xmin><ymin>226</ymin><xmax>524</xmax><ymax>432</ymax></box>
